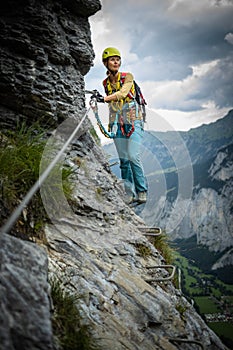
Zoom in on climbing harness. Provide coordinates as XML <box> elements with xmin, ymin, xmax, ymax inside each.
<box><xmin>119</xmin><ymin>100</ymin><xmax>138</xmax><ymax>138</ymax></box>
<box><xmin>103</xmin><ymin>72</ymin><xmax>147</xmax><ymax>121</ymax></box>
<box><xmin>91</xmin><ymin>71</ymin><xmax>147</xmax><ymax>139</ymax></box>
<box><xmin>103</xmin><ymin>72</ymin><xmax>135</xmax><ymax>102</ymax></box>
<box><xmin>88</xmin><ymin>91</ymin><xmax>138</xmax><ymax>139</ymax></box>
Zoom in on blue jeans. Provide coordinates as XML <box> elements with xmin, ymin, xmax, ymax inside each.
<box><xmin>114</xmin><ymin>120</ymin><xmax>148</xmax><ymax>197</ymax></box>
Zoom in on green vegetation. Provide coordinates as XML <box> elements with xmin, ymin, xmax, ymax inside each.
<box><xmin>176</xmin><ymin>235</ymin><xmax>219</xmax><ymax>271</ymax></box>
<box><xmin>0</xmin><ymin>122</ymin><xmax>73</xmax><ymax>240</ymax></box>
<box><xmin>89</xmin><ymin>126</ymin><xmax>101</xmax><ymax>146</ymax></box>
<box><xmin>134</xmin><ymin>233</ymin><xmax>175</xmax><ymax>263</ymax></box>
<box><xmin>214</xmin><ymin>265</ymin><xmax>233</xmax><ymax>285</ymax></box>
<box><xmin>50</xmin><ymin>277</ymin><xmax>98</xmax><ymax>350</ymax></box>
<box><xmin>208</xmin><ymin>322</ymin><xmax>233</xmax><ymax>350</ymax></box>
<box><xmin>193</xmin><ymin>297</ymin><xmax>219</xmax><ymax>314</ymax></box>
<box><xmin>0</xmin><ymin>123</ymin><xmax>101</xmax><ymax>348</ymax></box>
<box><xmin>175</xmin><ymin>251</ymin><xmax>233</xmax><ymax>348</ymax></box>
<box><xmin>175</xmin><ymin>302</ymin><xmax>188</xmax><ymax>320</ymax></box>
<box><xmin>175</xmin><ymin>253</ymin><xmax>233</xmax><ymax>297</ymax></box>
<box><xmin>150</xmin><ymin>233</ymin><xmax>176</xmax><ymax>264</ymax></box>
<box><xmin>134</xmin><ymin>242</ymin><xmax>152</xmax><ymax>259</ymax></box>
<box><xmin>95</xmin><ymin>187</ymin><xmax>103</xmax><ymax>201</ymax></box>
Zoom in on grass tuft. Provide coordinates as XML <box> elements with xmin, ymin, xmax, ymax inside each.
<box><xmin>134</xmin><ymin>242</ymin><xmax>152</xmax><ymax>259</ymax></box>
<box><xmin>89</xmin><ymin>127</ymin><xmax>101</xmax><ymax>146</ymax></box>
<box><xmin>149</xmin><ymin>233</ymin><xmax>176</xmax><ymax>264</ymax></box>
<box><xmin>50</xmin><ymin>277</ymin><xmax>98</xmax><ymax>350</ymax></box>
<box><xmin>0</xmin><ymin>122</ymin><xmax>73</xmax><ymax>240</ymax></box>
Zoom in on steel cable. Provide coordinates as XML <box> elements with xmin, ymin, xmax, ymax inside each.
<box><xmin>0</xmin><ymin>106</ymin><xmax>91</xmax><ymax>235</ymax></box>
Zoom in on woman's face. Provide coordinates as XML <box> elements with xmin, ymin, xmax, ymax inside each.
<box><xmin>107</xmin><ymin>56</ymin><xmax>121</xmax><ymax>72</ymax></box>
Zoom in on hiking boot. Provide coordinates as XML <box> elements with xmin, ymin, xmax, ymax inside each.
<box><xmin>138</xmin><ymin>191</ymin><xmax>147</xmax><ymax>203</ymax></box>
<box><xmin>125</xmin><ymin>195</ymin><xmax>137</xmax><ymax>204</ymax></box>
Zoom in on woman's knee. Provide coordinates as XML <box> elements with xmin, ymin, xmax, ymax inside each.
<box><xmin>120</xmin><ymin>157</ymin><xmax>130</xmax><ymax>168</ymax></box>
<box><xmin>128</xmin><ymin>151</ymin><xmax>140</xmax><ymax>164</ymax></box>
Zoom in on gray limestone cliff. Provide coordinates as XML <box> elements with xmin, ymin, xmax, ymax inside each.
<box><xmin>0</xmin><ymin>1</ymin><xmax>228</xmax><ymax>349</ymax></box>
<box><xmin>0</xmin><ymin>0</ymin><xmax>100</xmax><ymax>129</ymax></box>
<box><xmin>156</xmin><ymin>142</ymin><xmax>233</xmax><ymax>270</ymax></box>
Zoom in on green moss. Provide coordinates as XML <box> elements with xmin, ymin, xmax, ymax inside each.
<box><xmin>89</xmin><ymin>127</ymin><xmax>101</xmax><ymax>146</ymax></box>
<box><xmin>175</xmin><ymin>302</ymin><xmax>188</xmax><ymax>320</ymax></box>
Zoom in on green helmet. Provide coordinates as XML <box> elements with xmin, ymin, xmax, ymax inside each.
<box><xmin>102</xmin><ymin>47</ymin><xmax>121</xmax><ymax>61</ymax></box>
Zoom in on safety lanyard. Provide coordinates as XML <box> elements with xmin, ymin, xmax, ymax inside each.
<box><xmin>90</xmin><ymin>97</ymin><xmax>138</xmax><ymax>139</ymax></box>
<box><xmin>90</xmin><ymin>98</ymin><xmax>118</xmax><ymax>139</ymax></box>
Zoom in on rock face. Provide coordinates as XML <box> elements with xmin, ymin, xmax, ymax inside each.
<box><xmin>161</xmin><ymin>143</ymin><xmax>233</xmax><ymax>272</ymax></box>
<box><xmin>165</xmin><ymin>143</ymin><xmax>233</xmax><ymax>253</ymax></box>
<box><xmin>0</xmin><ymin>0</ymin><xmax>228</xmax><ymax>349</ymax></box>
<box><xmin>0</xmin><ymin>0</ymin><xmax>101</xmax><ymax>128</ymax></box>
<box><xmin>0</xmin><ymin>233</ymin><xmax>53</xmax><ymax>350</ymax></box>
<box><xmin>0</xmin><ymin>144</ymin><xmax>227</xmax><ymax>349</ymax></box>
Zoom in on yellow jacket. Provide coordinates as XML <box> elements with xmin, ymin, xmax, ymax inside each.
<box><xmin>103</xmin><ymin>72</ymin><xmax>143</xmax><ymax>124</ymax></box>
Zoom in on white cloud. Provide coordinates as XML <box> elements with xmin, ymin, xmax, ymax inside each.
<box><xmin>191</xmin><ymin>60</ymin><xmax>219</xmax><ymax>77</ymax></box>
<box><xmin>225</xmin><ymin>32</ymin><xmax>233</xmax><ymax>45</ymax></box>
<box><xmin>148</xmin><ymin>105</ymin><xmax>230</xmax><ymax>132</ymax></box>
<box><xmin>85</xmin><ymin>0</ymin><xmax>233</xmax><ymax>132</ymax></box>
<box><xmin>140</xmin><ymin>60</ymin><xmax>222</xmax><ymax>112</ymax></box>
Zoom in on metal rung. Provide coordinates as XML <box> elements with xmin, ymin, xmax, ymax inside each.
<box><xmin>143</xmin><ymin>233</ymin><xmax>162</xmax><ymax>237</ymax></box>
<box><xmin>168</xmin><ymin>337</ymin><xmax>205</xmax><ymax>349</ymax></box>
<box><xmin>144</xmin><ymin>265</ymin><xmax>176</xmax><ymax>282</ymax></box>
<box><xmin>138</xmin><ymin>227</ymin><xmax>162</xmax><ymax>236</ymax></box>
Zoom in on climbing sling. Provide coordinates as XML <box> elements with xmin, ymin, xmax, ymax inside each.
<box><xmin>89</xmin><ymin>96</ymin><xmax>116</xmax><ymax>139</ymax></box>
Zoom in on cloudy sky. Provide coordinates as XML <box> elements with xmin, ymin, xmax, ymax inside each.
<box><xmin>85</xmin><ymin>0</ymin><xmax>233</xmax><ymax>133</ymax></box>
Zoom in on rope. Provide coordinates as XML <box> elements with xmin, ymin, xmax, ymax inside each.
<box><xmin>0</xmin><ymin>106</ymin><xmax>91</xmax><ymax>235</ymax></box>
<box><xmin>90</xmin><ymin>98</ymin><xmax>117</xmax><ymax>139</ymax></box>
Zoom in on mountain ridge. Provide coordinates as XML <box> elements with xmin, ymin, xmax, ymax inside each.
<box><xmin>145</xmin><ymin>108</ymin><xmax>233</xmax><ymax>168</ymax></box>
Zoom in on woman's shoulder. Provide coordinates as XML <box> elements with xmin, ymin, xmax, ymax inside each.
<box><xmin>120</xmin><ymin>72</ymin><xmax>134</xmax><ymax>80</ymax></box>
<box><xmin>102</xmin><ymin>76</ymin><xmax>109</xmax><ymax>85</ymax></box>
